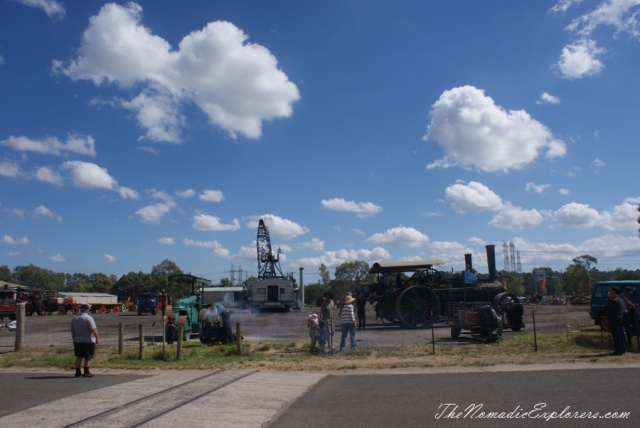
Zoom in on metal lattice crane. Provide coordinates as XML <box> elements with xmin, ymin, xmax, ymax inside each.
<box><xmin>257</xmin><ymin>219</ymin><xmax>283</xmax><ymax>279</ymax></box>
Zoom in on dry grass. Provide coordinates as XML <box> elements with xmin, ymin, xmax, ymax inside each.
<box><xmin>1</xmin><ymin>328</ymin><xmax>638</xmax><ymax>372</ymax></box>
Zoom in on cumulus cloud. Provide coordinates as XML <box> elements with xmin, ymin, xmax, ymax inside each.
<box><xmin>199</xmin><ymin>189</ymin><xmax>224</xmax><ymax>202</ymax></box>
<box><xmin>0</xmin><ymin>134</ymin><xmax>96</xmax><ymax>156</ymax></box>
<box><xmin>157</xmin><ymin>237</ymin><xmax>175</xmax><ymax>245</ymax></box>
<box><xmin>13</xmin><ymin>0</ymin><xmax>65</xmax><ymax>20</ymax></box>
<box><xmin>424</xmin><ymin>86</ymin><xmax>566</xmax><ymax>172</ymax></box>
<box><xmin>62</xmin><ymin>160</ymin><xmax>138</xmax><ymax>198</ymax></box>
<box><xmin>297</xmin><ymin>247</ymin><xmax>391</xmax><ymax>268</ymax></box>
<box><xmin>1</xmin><ymin>235</ymin><xmax>32</xmax><ymax>246</ymax></box>
<box><xmin>135</xmin><ymin>203</ymin><xmax>172</xmax><ymax>224</ymax></box>
<box><xmin>103</xmin><ymin>254</ymin><xmax>117</xmax><ymax>262</ymax></box>
<box><xmin>245</xmin><ymin>214</ymin><xmax>309</xmax><ymax>240</ymax></box>
<box><xmin>604</xmin><ymin>197</ymin><xmax>640</xmax><ymax>231</ymax></box>
<box><xmin>35</xmin><ymin>166</ymin><xmax>63</xmax><ymax>185</ymax></box>
<box><xmin>536</xmin><ymin>92</ymin><xmax>560</xmax><ymax>104</ymax></box>
<box><xmin>551</xmin><ymin>198</ymin><xmax>640</xmax><ymax>231</ymax></box>
<box><xmin>555</xmin><ymin>38</ymin><xmax>606</xmax><ymax>79</ymax></box>
<box><xmin>489</xmin><ymin>203</ymin><xmax>544</xmax><ymax>230</ymax></box>
<box><xmin>566</xmin><ymin>0</ymin><xmax>640</xmax><ymax>38</ymax></box>
<box><xmin>183</xmin><ymin>238</ymin><xmax>230</xmax><ymax>258</ymax></box>
<box><xmin>445</xmin><ymin>181</ymin><xmax>503</xmax><ymax>213</ymax></box>
<box><xmin>366</xmin><ymin>227</ymin><xmax>430</xmax><ymax>247</ymax></box>
<box><xmin>300</xmin><ymin>238</ymin><xmax>324</xmax><ymax>252</ymax></box>
<box><xmin>525</xmin><ymin>182</ymin><xmax>550</xmax><ymax>194</ymax></box>
<box><xmin>552</xmin><ymin>202</ymin><xmax>602</xmax><ymax>228</ymax></box>
<box><xmin>49</xmin><ymin>254</ymin><xmax>65</xmax><ymax>262</ymax></box>
<box><xmin>33</xmin><ymin>205</ymin><xmax>62</xmax><ymax>221</ymax></box>
<box><xmin>192</xmin><ymin>215</ymin><xmax>240</xmax><ymax>231</ymax></box>
<box><xmin>320</xmin><ymin>198</ymin><xmax>383</xmax><ymax>218</ymax></box>
<box><xmin>54</xmin><ymin>2</ymin><xmax>299</xmax><ymax>142</ymax></box>
<box><xmin>0</xmin><ymin>161</ymin><xmax>21</xmax><ymax>178</ymax></box>
<box><xmin>176</xmin><ymin>189</ymin><xmax>195</xmax><ymax>198</ymax></box>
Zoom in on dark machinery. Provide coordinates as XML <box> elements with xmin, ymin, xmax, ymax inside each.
<box><xmin>367</xmin><ymin>245</ymin><xmax>524</xmax><ymax>332</ymax></box>
<box><xmin>243</xmin><ymin>219</ymin><xmax>299</xmax><ymax>312</ymax></box>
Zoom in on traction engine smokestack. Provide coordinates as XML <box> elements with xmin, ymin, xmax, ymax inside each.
<box><xmin>465</xmin><ymin>254</ymin><xmax>473</xmax><ymax>272</ymax></box>
<box><xmin>485</xmin><ymin>245</ymin><xmax>496</xmax><ymax>282</ymax></box>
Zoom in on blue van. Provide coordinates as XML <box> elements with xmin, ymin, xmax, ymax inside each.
<box><xmin>590</xmin><ymin>280</ymin><xmax>640</xmax><ymax>325</ymax></box>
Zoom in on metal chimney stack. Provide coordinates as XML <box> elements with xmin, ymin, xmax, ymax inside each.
<box><xmin>485</xmin><ymin>245</ymin><xmax>497</xmax><ymax>282</ymax></box>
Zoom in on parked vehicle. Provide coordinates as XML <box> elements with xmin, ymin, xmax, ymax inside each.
<box><xmin>590</xmin><ymin>280</ymin><xmax>640</xmax><ymax>325</ymax></box>
<box><xmin>137</xmin><ymin>290</ymin><xmax>159</xmax><ymax>315</ymax></box>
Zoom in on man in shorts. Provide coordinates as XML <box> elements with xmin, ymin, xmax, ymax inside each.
<box><xmin>71</xmin><ymin>304</ymin><xmax>100</xmax><ymax>377</ymax></box>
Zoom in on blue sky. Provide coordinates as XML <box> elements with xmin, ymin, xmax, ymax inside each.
<box><xmin>1</xmin><ymin>0</ymin><xmax>639</xmax><ymax>283</ymax></box>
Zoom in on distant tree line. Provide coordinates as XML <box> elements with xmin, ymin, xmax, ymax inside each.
<box><xmin>2</xmin><ymin>254</ymin><xmax>639</xmax><ymax>305</ymax></box>
<box><xmin>0</xmin><ymin>259</ymin><xmax>239</xmax><ymax>303</ymax></box>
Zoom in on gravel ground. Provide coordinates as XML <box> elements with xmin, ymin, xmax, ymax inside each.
<box><xmin>0</xmin><ymin>303</ymin><xmax>592</xmax><ymax>353</ymax></box>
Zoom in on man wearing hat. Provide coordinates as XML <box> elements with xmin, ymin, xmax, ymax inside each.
<box><xmin>70</xmin><ymin>304</ymin><xmax>100</xmax><ymax>377</ymax></box>
<box><xmin>166</xmin><ymin>315</ymin><xmax>176</xmax><ymax>345</ymax></box>
<box><xmin>339</xmin><ymin>294</ymin><xmax>357</xmax><ymax>351</ymax></box>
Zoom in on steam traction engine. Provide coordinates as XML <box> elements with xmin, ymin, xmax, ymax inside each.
<box><xmin>367</xmin><ymin>245</ymin><xmax>524</xmax><ymax>336</ymax></box>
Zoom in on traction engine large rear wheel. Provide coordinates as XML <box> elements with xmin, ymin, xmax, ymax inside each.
<box><xmin>394</xmin><ymin>285</ymin><xmax>440</xmax><ymax>329</ymax></box>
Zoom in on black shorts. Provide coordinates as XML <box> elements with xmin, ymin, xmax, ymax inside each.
<box><xmin>74</xmin><ymin>342</ymin><xmax>96</xmax><ymax>360</ymax></box>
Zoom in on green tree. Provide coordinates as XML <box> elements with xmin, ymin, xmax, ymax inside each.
<box><xmin>303</xmin><ymin>282</ymin><xmax>325</xmax><ymax>306</ymax></box>
<box><xmin>318</xmin><ymin>264</ymin><xmax>330</xmax><ymax>285</ymax></box>
<box><xmin>0</xmin><ymin>265</ymin><xmax>13</xmax><ymax>282</ymax></box>
<box><xmin>151</xmin><ymin>259</ymin><xmax>183</xmax><ymax>297</ymax></box>
<box><xmin>562</xmin><ymin>255</ymin><xmax>598</xmax><ymax>295</ymax></box>
<box><xmin>219</xmin><ymin>278</ymin><xmax>232</xmax><ymax>287</ymax></box>
<box><xmin>90</xmin><ymin>273</ymin><xmax>113</xmax><ymax>293</ymax></box>
<box><xmin>112</xmin><ymin>271</ymin><xmax>152</xmax><ymax>301</ymax></box>
<box><xmin>507</xmin><ymin>276</ymin><xmax>525</xmax><ymax>297</ymax></box>
<box><xmin>13</xmin><ymin>264</ymin><xmax>65</xmax><ymax>290</ymax></box>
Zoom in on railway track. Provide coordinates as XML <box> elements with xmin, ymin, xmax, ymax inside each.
<box><xmin>63</xmin><ymin>370</ymin><xmax>258</xmax><ymax>428</ymax></box>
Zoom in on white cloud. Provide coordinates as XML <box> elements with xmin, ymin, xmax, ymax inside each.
<box><xmin>1</xmin><ymin>235</ymin><xmax>31</xmax><ymax>246</ymax></box>
<box><xmin>489</xmin><ymin>203</ymin><xmax>545</xmax><ymax>230</ymax></box>
<box><xmin>445</xmin><ymin>181</ymin><xmax>503</xmax><ymax>213</ymax></box>
<box><xmin>35</xmin><ymin>166</ymin><xmax>63</xmax><ymax>185</ymax></box>
<box><xmin>555</xmin><ymin>38</ymin><xmax>605</xmax><ymax>79</ymax></box>
<box><xmin>552</xmin><ymin>202</ymin><xmax>603</xmax><ymax>228</ymax></box>
<box><xmin>549</xmin><ymin>0</ymin><xmax>584</xmax><ymax>15</ymax></box>
<box><xmin>199</xmin><ymin>189</ymin><xmax>224</xmax><ymax>202</ymax></box>
<box><xmin>559</xmin><ymin>188</ymin><xmax>570</xmax><ymax>195</ymax></box>
<box><xmin>33</xmin><ymin>205</ymin><xmax>62</xmax><ymax>221</ymax></box>
<box><xmin>536</xmin><ymin>92</ymin><xmax>560</xmax><ymax>104</ymax></box>
<box><xmin>192</xmin><ymin>215</ymin><xmax>241</xmax><ymax>231</ymax></box>
<box><xmin>0</xmin><ymin>161</ymin><xmax>21</xmax><ymax>178</ymax></box>
<box><xmin>0</xmin><ymin>134</ymin><xmax>96</xmax><ymax>156</ymax></box>
<box><xmin>604</xmin><ymin>197</ymin><xmax>640</xmax><ymax>231</ymax></box>
<box><xmin>183</xmin><ymin>238</ymin><xmax>230</xmax><ymax>258</ymax></box>
<box><xmin>245</xmin><ymin>214</ymin><xmax>309</xmax><ymax>239</ymax></box>
<box><xmin>49</xmin><ymin>254</ymin><xmax>65</xmax><ymax>262</ymax></box>
<box><xmin>8</xmin><ymin>252</ymin><xmax>21</xmax><ymax>257</ymax></box>
<box><xmin>137</xmin><ymin>146</ymin><xmax>159</xmax><ymax>155</ymax></box>
<box><xmin>54</xmin><ymin>2</ymin><xmax>299</xmax><ymax>142</ymax></box>
<box><xmin>525</xmin><ymin>182</ymin><xmax>550</xmax><ymax>194</ymax></box>
<box><xmin>62</xmin><ymin>160</ymin><xmax>138</xmax><ymax>199</ymax></box>
<box><xmin>320</xmin><ymin>198</ymin><xmax>383</xmax><ymax>218</ymax></box>
<box><xmin>176</xmin><ymin>189</ymin><xmax>195</xmax><ymax>198</ymax></box>
<box><xmin>594</xmin><ymin>157</ymin><xmax>606</xmax><ymax>168</ymax></box>
<box><xmin>297</xmin><ymin>247</ymin><xmax>391</xmax><ymax>268</ymax></box>
<box><xmin>566</xmin><ymin>0</ymin><xmax>640</xmax><ymax>38</ymax></box>
<box><xmin>366</xmin><ymin>226</ymin><xmax>430</xmax><ymax>247</ymax></box>
<box><xmin>300</xmin><ymin>238</ymin><xmax>324</xmax><ymax>252</ymax></box>
<box><xmin>103</xmin><ymin>254</ymin><xmax>117</xmax><ymax>262</ymax></box>
<box><xmin>135</xmin><ymin>203</ymin><xmax>172</xmax><ymax>224</ymax></box>
<box><xmin>425</xmin><ymin>86</ymin><xmax>566</xmax><ymax>172</ymax></box>
<box><xmin>157</xmin><ymin>237</ymin><xmax>175</xmax><ymax>245</ymax></box>
<box><xmin>13</xmin><ymin>0</ymin><xmax>65</xmax><ymax>20</ymax></box>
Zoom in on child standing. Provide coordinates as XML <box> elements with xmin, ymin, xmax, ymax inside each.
<box><xmin>317</xmin><ymin>320</ymin><xmax>328</xmax><ymax>353</ymax></box>
<box><xmin>308</xmin><ymin>313</ymin><xmax>319</xmax><ymax>352</ymax></box>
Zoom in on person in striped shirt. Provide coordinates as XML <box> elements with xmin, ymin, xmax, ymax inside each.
<box><xmin>339</xmin><ymin>294</ymin><xmax>357</xmax><ymax>351</ymax></box>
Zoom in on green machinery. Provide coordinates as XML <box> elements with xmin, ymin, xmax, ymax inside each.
<box><xmin>168</xmin><ymin>273</ymin><xmax>212</xmax><ymax>340</ymax></box>
<box><xmin>367</xmin><ymin>245</ymin><xmax>524</xmax><ymax>333</ymax></box>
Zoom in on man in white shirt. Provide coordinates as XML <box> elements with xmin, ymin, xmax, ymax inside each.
<box><xmin>70</xmin><ymin>304</ymin><xmax>100</xmax><ymax>377</ymax></box>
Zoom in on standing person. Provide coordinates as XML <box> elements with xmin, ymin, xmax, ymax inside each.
<box><xmin>604</xmin><ymin>288</ymin><xmax>625</xmax><ymax>355</ymax></box>
<box><xmin>319</xmin><ymin>291</ymin><xmax>335</xmax><ymax>352</ymax></box>
<box><xmin>356</xmin><ymin>293</ymin><xmax>367</xmax><ymax>329</ymax></box>
<box><xmin>166</xmin><ymin>315</ymin><xmax>176</xmax><ymax>345</ymax></box>
<box><xmin>620</xmin><ymin>287</ymin><xmax>635</xmax><ymax>344</ymax></box>
<box><xmin>339</xmin><ymin>294</ymin><xmax>357</xmax><ymax>351</ymax></box>
<box><xmin>216</xmin><ymin>302</ymin><xmax>233</xmax><ymax>344</ymax></box>
<box><xmin>308</xmin><ymin>313</ymin><xmax>319</xmax><ymax>352</ymax></box>
<box><xmin>70</xmin><ymin>304</ymin><xmax>100</xmax><ymax>377</ymax></box>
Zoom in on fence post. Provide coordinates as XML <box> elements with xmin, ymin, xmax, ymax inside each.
<box><xmin>236</xmin><ymin>322</ymin><xmax>242</xmax><ymax>356</ymax></box>
<box><xmin>138</xmin><ymin>324</ymin><xmax>144</xmax><ymax>360</ymax></box>
<box><xmin>15</xmin><ymin>303</ymin><xmax>25</xmax><ymax>351</ymax></box>
<box><xmin>118</xmin><ymin>323</ymin><xmax>124</xmax><ymax>355</ymax></box>
<box><xmin>176</xmin><ymin>327</ymin><xmax>183</xmax><ymax>361</ymax></box>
